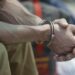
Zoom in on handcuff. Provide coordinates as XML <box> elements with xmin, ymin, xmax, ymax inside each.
<box><xmin>40</xmin><ymin>20</ymin><xmax>55</xmax><ymax>46</ymax></box>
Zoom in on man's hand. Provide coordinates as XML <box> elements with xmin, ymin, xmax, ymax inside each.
<box><xmin>48</xmin><ymin>19</ymin><xmax>75</xmax><ymax>61</ymax></box>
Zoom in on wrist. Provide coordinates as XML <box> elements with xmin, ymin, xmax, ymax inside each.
<box><xmin>41</xmin><ymin>24</ymin><xmax>51</xmax><ymax>41</ymax></box>
<box><xmin>39</xmin><ymin>20</ymin><xmax>55</xmax><ymax>46</ymax></box>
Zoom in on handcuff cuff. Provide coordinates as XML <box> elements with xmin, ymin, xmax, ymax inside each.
<box><xmin>39</xmin><ymin>20</ymin><xmax>55</xmax><ymax>46</ymax></box>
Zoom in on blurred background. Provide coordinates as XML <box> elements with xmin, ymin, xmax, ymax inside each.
<box><xmin>18</xmin><ymin>0</ymin><xmax>75</xmax><ymax>75</ymax></box>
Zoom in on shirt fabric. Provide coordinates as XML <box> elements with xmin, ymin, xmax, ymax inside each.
<box><xmin>0</xmin><ymin>0</ymin><xmax>43</xmax><ymax>75</ymax></box>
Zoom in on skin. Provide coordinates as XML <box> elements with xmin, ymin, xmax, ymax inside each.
<box><xmin>0</xmin><ymin>0</ymin><xmax>75</xmax><ymax>61</ymax></box>
<box><xmin>0</xmin><ymin>19</ymin><xmax>75</xmax><ymax>61</ymax></box>
<box><xmin>52</xmin><ymin>19</ymin><xmax>75</xmax><ymax>61</ymax></box>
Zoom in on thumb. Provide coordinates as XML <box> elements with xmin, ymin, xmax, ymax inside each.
<box><xmin>54</xmin><ymin>18</ymin><xmax>68</xmax><ymax>28</ymax></box>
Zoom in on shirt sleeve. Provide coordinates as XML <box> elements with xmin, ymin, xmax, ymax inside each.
<box><xmin>0</xmin><ymin>22</ymin><xmax>48</xmax><ymax>44</ymax></box>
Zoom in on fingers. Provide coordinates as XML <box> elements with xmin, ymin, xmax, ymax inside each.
<box><xmin>53</xmin><ymin>18</ymin><xmax>68</xmax><ymax>28</ymax></box>
<box><xmin>69</xmin><ymin>25</ymin><xmax>75</xmax><ymax>44</ymax></box>
<box><xmin>70</xmin><ymin>24</ymin><xmax>75</xmax><ymax>35</ymax></box>
<box><xmin>72</xmin><ymin>48</ymin><xmax>75</xmax><ymax>56</ymax></box>
<box><xmin>66</xmin><ymin>53</ymin><xmax>73</xmax><ymax>60</ymax></box>
<box><xmin>54</xmin><ymin>55</ymin><xmax>65</xmax><ymax>61</ymax></box>
<box><xmin>54</xmin><ymin>54</ymin><xmax>72</xmax><ymax>61</ymax></box>
<box><xmin>54</xmin><ymin>48</ymin><xmax>75</xmax><ymax>61</ymax></box>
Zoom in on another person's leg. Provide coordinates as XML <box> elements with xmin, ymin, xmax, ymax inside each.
<box><xmin>8</xmin><ymin>42</ymin><xmax>38</xmax><ymax>75</ymax></box>
<box><xmin>0</xmin><ymin>43</ymin><xmax>11</xmax><ymax>75</ymax></box>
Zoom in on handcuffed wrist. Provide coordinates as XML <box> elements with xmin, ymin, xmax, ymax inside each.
<box><xmin>40</xmin><ymin>20</ymin><xmax>55</xmax><ymax>46</ymax></box>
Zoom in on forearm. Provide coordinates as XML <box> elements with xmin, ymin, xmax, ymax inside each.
<box><xmin>0</xmin><ymin>22</ymin><xmax>50</xmax><ymax>44</ymax></box>
<box><xmin>8</xmin><ymin>0</ymin><xmax>43</xmax><ymax>25</ymax></box>
<box><xmin>21</xmin><ymin>5</ymin><xmax>43</xmax><ymax>25</ymax></box>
